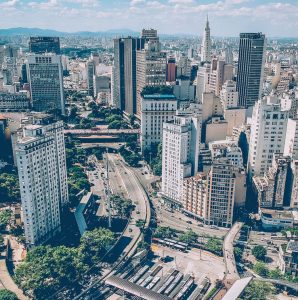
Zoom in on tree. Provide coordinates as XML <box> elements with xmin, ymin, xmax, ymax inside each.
<box><xmin>234</xmin><ymin>247</ymin><xmax>243</xmax><ymax>262</ymax></box>
<box><xmin>79</xmin><ymin>228</ymin><xmax>115</xmax><ymax>265</ymax></box>
<box><xmin>179</xmin><ymin>230</ymin><xmax>198</xmax><ymax>244</ymax></box>
<box><xmin>154</xmin><ymin>226</ymin><xmax>175</xmax><ymax>239</ymax></box>
<box><xmin>0</xmin><ymin>173</ymin><xmax>20</xmax><ymax>203</ymax></box>
<box><xmin>269</xmin><ymin>268</ymin><xmax>282</xmax><ymax>279</ymax></box>
<box><xmin>0</xmin><ymin>209</ymin><xmax>13</xmax><ymax>230</ymax></box>
<box><xmin>14</xmin><ymin>246</ymin><xmax>87</xmax><ymax>299</ymax></box>
<box><xmin>110</xmin><ymin>195</ymin><xmax>134</xmax><ymax>219</ymax></box>
<box><xmin>205</xmin><ymin>238</ymin><xmax>223</xmax><ymax>255</ymax></box>
<box><xmin>240</xmin><ymin>280</ymin><xmax>276</xmax><ymax>300</ymax></box>
<box><xmin>253</xmin><ymin>262</ymin><xmax>269</xmax><ymax>277</ymax></box>
<box><xmin>252</xmin><ymin>245</ymin><xmax>267</xmax><ymax>261</ymax></box>
<box><xmin>0</xmin><ymin>290</ymin><xmax>18</xmax><ymax>300</ymax></box>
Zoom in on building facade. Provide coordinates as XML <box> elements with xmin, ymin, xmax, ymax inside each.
<box><xmin>29</xmin><ymin>37</ymin><xmax>60</xmax><ymax>54</ymax></box>
<box><xmin>140</xmin><ymin>93</ymin><xmax>177</xmax><ymax>153</ymax></box>
<box><xmin>15</xmin><ymin>119</ymin><xmax>68</xmax><ymax>247</ymax></box>
<box><xmin>26</xmin><ymin>53</ymin><xmax>65</xmax><ymax>114</ymax></box>
<box><xmin>236</xmin><ymin>33</ymin><xmax>266</xmax><ymax>108</ymax></box>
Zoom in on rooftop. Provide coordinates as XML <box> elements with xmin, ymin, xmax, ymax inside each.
<box><xmin>143</xmin><ymin>94</ymin><xmax>176</xmax><ymax>100</ymax></box>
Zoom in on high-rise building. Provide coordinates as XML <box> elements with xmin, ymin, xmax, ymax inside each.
<box><xmin>166</xmin><ymin>57</ymin><xmax>176</xmax><ymax>82</ymax></box>
<box><xmin>196</xmin><ymin>64</ymin><xmax>210</xmax><ymax>103</ymax></box>
<box><xmin>26</xmin><ymin>53</ymin><xmax>65</xmax><ymax>114</ymax></box>
<box><xmin>141</xmin><ymin>93</ymin><xmax>177</xmax><ymax>153</ymax></box>
<box><xmin>136</xmin><ymin>37</ymin><xmax>167</xmax><ymax>117</ymax></box>
<box><xmin>201</xmin><ymin>16</ymin><xmax>211</xmax><ymax>62</ymax></box>
<box><xmin>113</xmin><ymin>38</ymin><xmax>125</xmax><ymax>110</ymax></box>
<box><xmin>15</xmin><ymin>118</ymin><xmax>68</xmax><ymax>247</ymax></box>
<box><xmin>113</xmin><ymin>37</ymin><xmax>145</xmax><ymax>114</ymax></box>
<box><xmin>248</xmin><ymin>94</ymin><xmax>289</xmax><ymax>178</ymax></box>
<box><xmin>29</xmin><ymin>37</ymin><xmax>60</xmax><ymax>54</ymax></box>
<box><xmin>253</xmin><ymin>154</ymin><xmax>292</xmax><ymax>208</ymax></box>
<box><xmin>220</xmin><ymin>80</ymin><xmax>238</xmax><ymax>109</ymax></box>
<box><xmin>209</xmin><ymin>58</ymin><xmax>234</xmax><ymax>96</ymax></box>
<box><xmin>162</xmin><ymin>112</ymin><xmax>201</xmax><ymax>206</ymax></box>
<box><xmin>236</xmin><ymin>33</ymin><xmax>266</xmax><ymax>108</ymax></box>
<box><xmin>86</xmin><ymin>59</ymin><xmax>95</xmax><ymax>97</ymax></box>
<box><xmin>205</xmin><ymin>158</ymin><xmax>236</xmax><ymax>227</ymax></box>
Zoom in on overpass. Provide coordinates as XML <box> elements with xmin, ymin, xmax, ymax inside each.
<box><xmin>64</xmin><ymin>129</ymin><xmax>140</xmax><ymax>136</ymax></box>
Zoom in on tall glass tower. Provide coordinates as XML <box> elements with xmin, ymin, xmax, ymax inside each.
<box><xmin>236</xmin><ymin>33</ymin><xmax>266</xmax><ymax>108</ymax></box>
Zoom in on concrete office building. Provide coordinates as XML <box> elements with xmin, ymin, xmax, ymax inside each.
<box><xmin>0</xmin><ymin>92</ymin><xmax>30</xmax><ymax>111</ymax></box>
<box><xmin>205</xmin><ymin>158</ymin><xmax>236</xmax><ymax>227</ymax></box>
<box><xmin>248</xmin><ymin>94</ymin><xmax>289</xmax><ymax>178</ymax></box>
<box><xmin>173</xmin><ymin>77</ymin><xmax>195</xmax><ymax>102</ymax></box>
<box><xmin>86</xmin><ymin>59</ymin><xmax>95</xmax><ymax>97</ymax></box>
<box><xmin>196</xmin><ymin>64</ymin><xmax>210</xmax><ymax>103</ymax></box>
<box><xmin>141</xmin><ymin>93</ymin><xmax>177</xmax><ymax>153</ymax></box>
<box><xmin>29</xmin><ymin>37</ymin><xmax>60</xmax><ymax>54</ymax></box>
<box><xmin>15</xmin><ymin>118</ymin><xmax>68</xmax><ymax>247</ymax></box>
<box><xmin>182</xmin><ymin>173</ymin><xmax>207</xmax><ymax>220</ymax></box>
<box><xmin>209</xmin><ymin>58</ymin><xmax>233</xmax><ymax>96</ymax></box>
<box><xmin>253</xmin><ymin>154</ymin><xmax>292</xmax><ymax>208</ymax></box>
<box><xmin>237</xmin><ymin>33</ymin><xmax>266</xmax><ymax>108</ymax></box>
<box><xmin>220</xmin><ymin>80</ymin><xmax>238</xmax><ymax>109</ymax></box>
<box><xmin>136</xmin><ymin>37</ymin><xmax>166</xmax><ymax>117</ymax></box>
<box><xmin>113</xmin><ymin>37</ymin><xmax>145</xmax><ymax>114</ymax></box>
<box><xmin>26</xmin><ymin>53</ymin><xmax>65</xmax><ymax>114</ymax></box>
<box><xmin>162</xmin><ymin>114</ymin><xmax>201</xmax><ymax>206</ymax></box>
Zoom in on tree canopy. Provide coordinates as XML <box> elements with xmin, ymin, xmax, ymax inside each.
<box><xmin>239</xmin><ymin>280</ymin><xmax>276</xmax><ymax>300</ymax></box>
<box><xmin>0</xmin><ymin>290</ymin><xmax>18</xmax><ymax>300</ymax></box>
<box><xmin>0</xmin><ymin>173</ymin><xmax>20</xmax><ymax>203</ymax></box>
<box><xmin>252</xmin><ymin>245</ymin><xmax>267</xmax><ymax>261</ymax></box>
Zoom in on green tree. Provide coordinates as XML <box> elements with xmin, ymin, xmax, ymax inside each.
<box><xmin>0</xmin><ymin>290</ymin><xmax>18</xmax><ymax>300</ymax></box>
<box><xmin>252</xmin><ymin>245</ymin><xmax>267</xmax><ymax>261</ymax></box>
<box><xmin>269</xmin><ymin>268</ymin><xmax>282</xmax><ymax>279</ymax></box>
<box><xmin>154</xmin><ymin>226</ymin><xmax>175</xmax><ymax>239</ymax></box>
<box><xmin>110</xmin><ymin>195</ymin><xmax>133</xmax><ymax>219</ymax></box>
<box><xmin>0</xmin><ymin>209</ymin><xmax>13</xmax><ymax>230</ymax></box>
<box><xmin>234</xmin><ymin>247</ymin><xmax>243</xmax><ymax>262</ymax></box>
<box><xmin>253</xmin><ymin>262</ymin><xmax>269</xmax><ymax>277</ymax></box>
<box><xmin>14</xmin><ymin>245</ymin><xmax>87</xmax><ymax>299</ymax></box>
<box><xmin>79</xmin><ymin>228</ymin><xmax>115</xmax><ymax>265</ymax></box>
<box><xmin>240</xmin><ymin>280</ymin><xmax>276</xmax><ymax>300</ymax></box>
<box><xmin>205</xmin><ymin>238</ymin><xmax>223</xmax><ymax>255</ymax></box>
<box><xmin>179</xmin><ymin>230</ymin><xmax>198</xmax><ymax>244</ymax></box>
<box><xmin>0</xmin><ymin>173</ymin><xmax>20</xmax><ymax>203</ymax></box>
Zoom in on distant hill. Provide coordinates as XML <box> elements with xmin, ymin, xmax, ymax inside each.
<box><xmin>0</xmin><ymin>27</ymin><xmax>140</xmax><ymax>37</ymax></box>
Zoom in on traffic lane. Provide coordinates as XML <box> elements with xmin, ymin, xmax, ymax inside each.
<box><xmin>155</xmin><ymin>208</ymin><xmax>227</xmax><ymax>238</ymax></box>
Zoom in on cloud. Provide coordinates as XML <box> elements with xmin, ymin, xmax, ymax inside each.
<box><xmin>28</xmin><ymin>0</ymin><xmax>59</xmax><ymax>10</ymax></box>
<box><xmin>130</xmin><ymin>0</ymin><xmax>145</xmax><ymax>5</ymax></box>
<box><xmin>0</xmin><ymin>0</ymin><xmax>19</xmax><ymax>8</ymax></box>
<box><xmin>168</xmin><ymin>0</ymin><xmax>194</xmax><ymax>3</ymax></box>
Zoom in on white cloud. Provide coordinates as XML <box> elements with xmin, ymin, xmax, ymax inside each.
<box><xmin>28</xmin><ymin>0</ymin><xmax>59</xmax><ymax>10</ymax></box>
<box><xmin>130</xmin><ymin>0</ymin><xmax>145</xmax><ymax>5</ymax></box>
<box><xmin>168</xmin><ymin>0</ymin><xmax>194</xmax><ymax>3</ymax></box>
<box><xmin>0</xmin><ymin>0</ymin><xmax>19</xmax><ymax>8</ymax></box>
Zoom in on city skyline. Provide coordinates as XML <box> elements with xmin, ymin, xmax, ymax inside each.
<box><xmin>0</xmin><ymin>0</ymin><xmax>298</xmax><ymax>37</ymax></box>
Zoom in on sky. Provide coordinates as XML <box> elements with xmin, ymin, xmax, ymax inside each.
<box><xmin>0</xmin><ymin>0</ymin><xmax>298</xmax><ymax>37</ymax></box>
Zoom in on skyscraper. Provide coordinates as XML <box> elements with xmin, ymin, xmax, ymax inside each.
<box><xmin>248</xmin><ymin>94</ymin><xmax>289</xmax><ymax>178</ymax></box>
<box><xmin>166</xmin><ymin>57</ymin><xmax>176</xmax><ymax>82</ymax></box>
<box><xmin>86</xmin><ymin>59</ymin><xmax>95</xmax><ymax>97</ymax></box>
<box><xmin>16</xmin><ymin>117</ymin><xmax>68</xmax><ymax>247</ymax></box>
<box><xmin>162</xmin><ymin>111</ymin><xmax>201</xmax><ymax>206</ymax></box>
<box><xmin>201</xmin><ymin>16</ymin><xmax>211</xmax><ymax>63</ymax></box>
<box><xmin>113</xmin><ymin>37</ymin><xmax>145</xmax><ymax>114</ymax></box>
<box><xmin>236</xmin><ymin>33</ymin><xmax>266</xmax><ymax>108</ymax></box>
<box><xmin>29</xmin><ymin>37</ymin><xmax>60</xmax><ymax>54</ymax></box>
<box><xmin>136</xmin><ymin>35</ymin><xmax>167</xmax><ymax>117</ymax></box>
<box><xmin>26</xmin><ymin>53</ymin><xmax>65</xmax><ymax>114</ymax></box>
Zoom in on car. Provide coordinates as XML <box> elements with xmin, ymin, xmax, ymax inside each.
<box><xmin>136</xmin><ymin>210</ymin><xmax>140</xmax><ymax>214</ymax></box>
<box><xmin>186</xmin><ymin>220</ymin><xmax>192</xmax><ymax>224</ymax></box>
<box><xmin>128</xmin><ymin>228</ymin><xmax>132</xmax><ymax>233</ymax></box>
<box><xmin>197</xmin><ymin>223</ymin><xmax>204</xmax><ymax>227</ymax></box>
<box><xmin>210</xmin><ymin>225</ymin><xmax>219</xmax><ymax>230</ymax></box>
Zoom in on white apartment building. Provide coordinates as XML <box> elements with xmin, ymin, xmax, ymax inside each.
<box><xmin>162</xmin><ymin>114</ymin><xmax>201</xmax><ymax>206</ymax></box>
<box><xmin>248</xmin><ymin>94</ymin><xmax>289</xmax><ymax>178</ymax></box>
<box><xmin>220</xmin><ymin>80</ymin><xmax>239</xmax><ymax>109</ymax></box>
<box><xmin>15</xmin><ymin>119</ymin><xmax>68</xmax><ymax>247</ymax></box>
<box><xmin>26</xmin><ymin>53</ymin><xmax>65</xmax><ymax>114</ymax></box>
<box><xmin>140</xmin><ymin>94</ymin><xmax>177</xmax><ymax>153</ymax></box>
